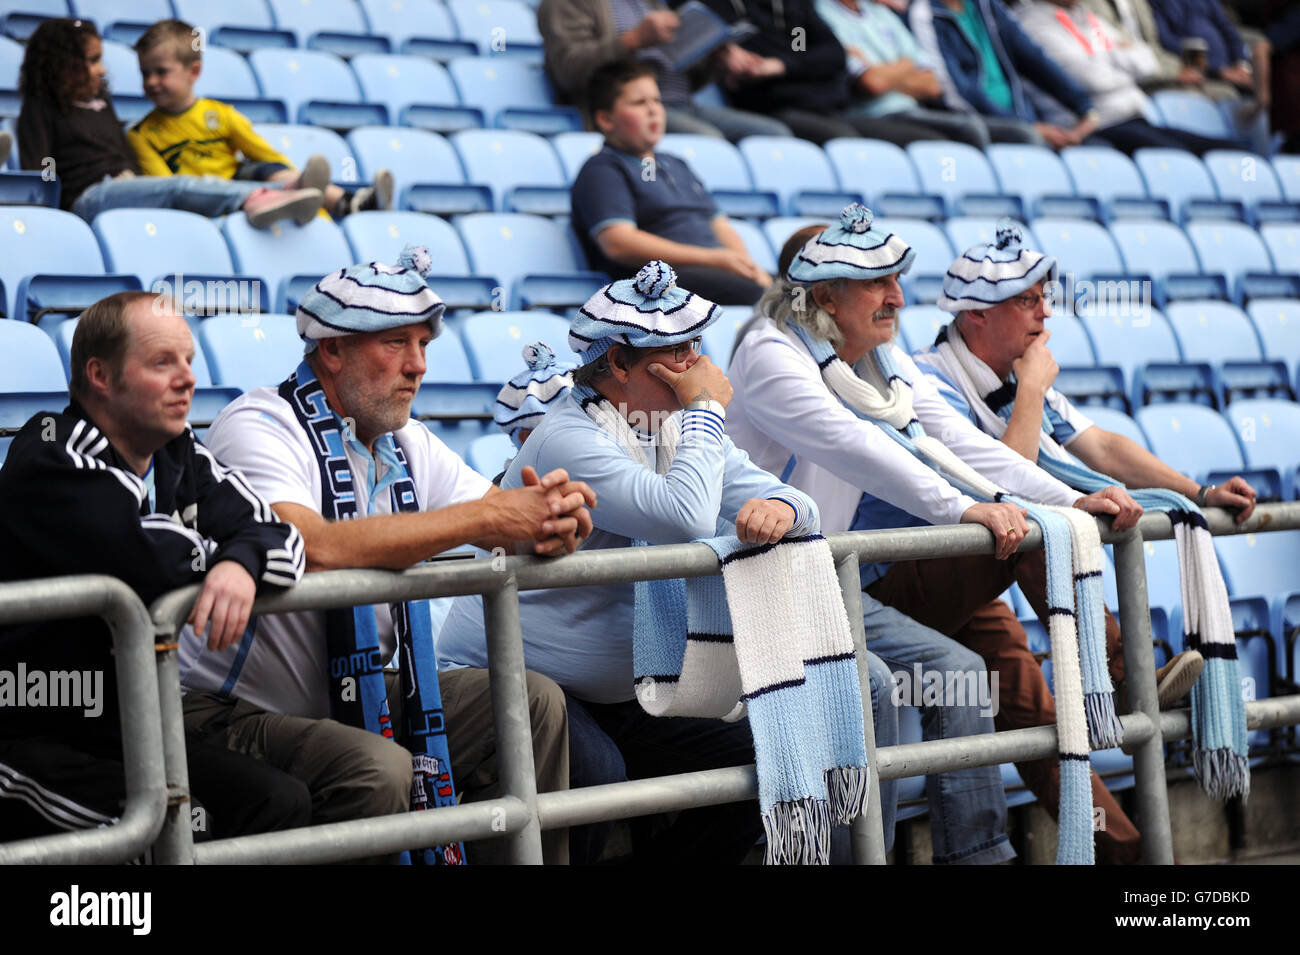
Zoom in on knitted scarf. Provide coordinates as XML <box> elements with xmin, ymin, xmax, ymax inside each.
<box><xmin>280</xmin><ymin>360</ymin><xmax>468</xmax><ymax>865</ymax></box>
<box><xmin>785</xmin><ymin>323</ymin><xmax>1114</xmax><ymax>864</ymax></box>
<box><xmin>579</xmin><ymin>390</ymin><xmax>870</xmax><ymax>865</ymax></box>
<box><xmin>926</xmin><ymin>325</ymin><xmax>1250</xmax><ymax>800</ymax></box>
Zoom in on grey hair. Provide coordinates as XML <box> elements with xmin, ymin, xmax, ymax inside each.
<box><xmin>758</xmin><ymin>277</ymin><xmax>845</xmax><ymax>349</ymax></box>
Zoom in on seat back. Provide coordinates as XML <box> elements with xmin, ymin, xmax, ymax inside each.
<box><xmin>551</xmin><ymin>131</ymin><xmax>604</xmax><ymax>183</ymax></box>
<box><xmin>1165</xmin><ymin>300</ymin><xmax>1263</xmax><ymax>363</ymax></box>
<box><xmin>447</xmin><ymin>0</ymin><xmax>543</xmax><ymax>52</ymax></box>
<box><xmin>343</xmin><ymin>210</ymin><xmax>473</xmax><ymax>275</ymax></box>
<box><xmin>346</xmin><ymin>125</ymin><xmax>465</xmax><ymax>192</ymax></box>
<box><xmin>1030</xmin><ymin>217</ymin><xmax>1124</xmax><ymax>277</ymax></box>
<box><xmin>459</xmin><ymin>310</ymin><xmax>575</xmax><ymax>380</ymax></box>
<box><xmin>1184</xmin><ymin>221</ymin><xmax>1275</xmax><ymax>288</ymax></box>
<box><xmin>1108</xmin><ymin>219</ymin><xmax>1199</xmax><ymax>282</ymax></box>
<box><xmin>0</xmin><ymin>206</ymin><xmax>106</xmax><ymax>319</ymax></box>
<box><xmin>1135</xmin><ymin>402</ymin><xmax>1245</xmax><ymax>480</ymax></box>
<box><xmin>659</xmin><ymin>134</ymin><xmax>754</xmax><ymax>193</ymax></box>
<box><xmin>1082</xmin><ymin>406</ymin><xmax>1150</xmax><ymax>449</ymax></box>
<box><xmin>727</xmin><ymin>219</ymin><xmax>776</xmax><ymax>274</ymax></box>
<box><xmin>1060</xmin><ymin>146</ymin><xmax>1147</xmax><ymax>204</ymax></box>
<box><xmin>943</xmin><ymin>217</ymin><xmax>1035</xmax><ymax>259</ymax></box>
<box><xmin>448</xmin><ymin>56</ymin><xmax>559</xmax><ymax>117</ymax></box>
<box><xmin>824</xmin><ymin>137</ymin><xmax>921</xmax><ymax>197</ymax></box>
<box><xmin>93</xmin><ymin>208</ymin><xmax>235</xmax><ymax>286</ymax></box>
<box><xmin>899</xmin><ymin>304</ymin><xmax>949</xmax><ymax>353</ymax></box>
<box><xmin>254</xmin><ymin>123</ymin><xmax>355</xmax><ymax>179</ymax></box>
<box><xmin>1152</xmin><ymin>90</ymin><xmax>1233</xmax><ymax>139</ymax></box>
<box><xmin>987</xmin><ymin>143</ymin><xmax>1074</xmax><ymax>216</ymax></box>
<box><xmin>455</xmin><ymin>213</ymin><xmax>586</xmax><ymax>298</ymax></box>
<box><xmin>1203</xmin><ymin>149</ymin><xmax>1284</xmax><ymax>206</ymax></box>
<box><xmin>1246</xmin><ymin>298</ymin><xmax>1300</xmax><ymax>365</ymax></box>
<box><xmin>220</xmin><ymin>215</ymin><xmax>353</xmax><ymax>306</ymax></box>
<box><xmin>266</xmin><ymin>0</ymin><xmax>369</xmax><ymax>42</ymax></box>
<box><xmin>1224</xmin><ymin>398</ymin><xmax>1300</xmax><ymax>484</ymax></box>
<box><xmin>450</xmin><ymin>128</ymin><xmax>565</xmax><ymax>208</ymax></box>
<box><xmin>195</xmin><ymin>45</ymin><xmax>265</xmax><ymax>101</ymax></box>
<box><xmin>249</xmin><ymin>48</ymin><xmax>362</xmax><ymax>119</ymax></box>
<box><xmin>0</xmin><ymin>320</ymin><xmax>67</xmax><ymax>391</ymax></box>
<box><xmin>1134</xmin><ymin>148</ymin><xmax>1218</xmax><ymax>220</ymax></box>
<box><xmin>350</xmin><ymin>54</ymin><xmax>462</xmax><ymax>120</ymax></box>
<box><xmin>1259</xmin><ymin>224</ymin><xmax>1300</xmax><ymax>274</ymax></box>
<box><xmin>738</xmin><ymin>136</ymin><xmax>839</xmax><ymax>211</ymax></box>
<box><xmin>906</xmin><ymin>140</ymin><xmax>999</xmax><ymax>207</ymax></box>
<box><xmin>198</xmin><ymin>313</ymin><xmax>304</xmax><ymax>392</ymax></box>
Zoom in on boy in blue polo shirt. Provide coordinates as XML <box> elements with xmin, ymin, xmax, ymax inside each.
<box><xmin>571</xmin><ymin>61</ymin><xmax>772</xmax><ymax>306</ymax></box>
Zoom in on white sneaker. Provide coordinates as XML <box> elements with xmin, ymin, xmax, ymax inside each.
<box><xmin>348</xmin><ymin>168</ymin><xmax>395</xmax><ymax>215</ymax></box>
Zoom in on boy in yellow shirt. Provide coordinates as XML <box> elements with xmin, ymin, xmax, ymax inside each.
<box><xmin>128</xmin><ymin>19</ymin><xmax>392</xmax><ymax>222</ymax></box>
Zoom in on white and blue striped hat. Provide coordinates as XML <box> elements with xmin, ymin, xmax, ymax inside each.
<box><xmin>938</xmin><ymin>219</ymin><xmax>1057</xmax><ymax>313</ymax></box>
<box><xmin>569</xmin><ymin>260</ymin><xmax>720</xmax><ymax>362</ymax></box>
<box><xmin>296</xmin><ymin>243</ymin><xmax>445</xmax><ymax>350</ymax></box>
<box><xmin>494</xmin><ymin>342</ymin><xmax>576</xmax><ymax>446</ymax></box>
<box><xmin>786</xmin><ymin>203</ymin><xmax>915</xmax><ymax>284</ymax></box>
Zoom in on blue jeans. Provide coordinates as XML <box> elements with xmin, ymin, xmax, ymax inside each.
<box><xmin>665</xmin><ymin>103</ymin><xmax>793</xmax><ymax>141</ymax></box>
<box><xmin>71</xmin><ymin>174</ymin><xmax>271</xmax><ymax>223</ymax></box>
<box><xmin>862</xmin><ymin>591</ymin><xmax>1015</xmax><ymax>865</ymax></box>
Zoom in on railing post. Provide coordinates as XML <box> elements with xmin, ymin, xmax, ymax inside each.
<box><xmin>836</xmin><ymin>553</ymin><xmax>888</xmax><ymax>865</ymax></box>
<box><xmin>481</xmin><ymin>576</ymin><xmax>545</xmax><ymax>864</ymax></box>
<box><xmin>150</xmin><ymin>636</ymin><xmax>196</xmax><ymax>865</ymax></box>
<box><xmin>1112</xmin><ymin>528</ymin><xmax>1175</xmax><ymax>865</ymax></box>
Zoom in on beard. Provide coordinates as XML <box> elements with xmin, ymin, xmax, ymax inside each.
<box><xmin>333</xmin><ymin>371</ymin><xmax>413</xmax><ymax>443</ymax></box>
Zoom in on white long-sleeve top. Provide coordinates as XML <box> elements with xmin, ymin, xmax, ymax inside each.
<box><xmin>726</xmin><ymin>318</ymin><xmax>1082</xmax><ymax>582</ymax></box>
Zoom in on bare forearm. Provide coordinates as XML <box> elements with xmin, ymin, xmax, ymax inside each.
<box><xmin>711</xmin><ymin>216</ymin><xmax>747</xmax><ymax>256</ymax></box>
<box><xmin>1075</xmin><ymin>431</ymin><xmax>1199</xmax><ymax>496</ymax></box>
<box><xmin>1001</xmin><ymin>385</ymin><xmax>1047</xmax><ymax>462</ymax></box>
<box><xmin>598</xmin><ymin>227</ymin><xmax>718</xmax><ymax>269</ymax></box>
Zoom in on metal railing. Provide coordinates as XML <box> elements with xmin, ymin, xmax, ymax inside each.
<box><xmin>5</xmin><ymin>502</ymin><xmax>1300</xmax><ymax>864</ymax></box>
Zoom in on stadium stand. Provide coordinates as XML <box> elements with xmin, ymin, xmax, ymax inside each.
<box><xmin>220</xmin><ymin>214</ymin><xmax>353</xmax><ymax>312</ymax></box>
<box><xmin>198</xmin><ymin>312</ymin><xmax>304</xmax><ymax>392</ymax></box>
<box><xmin>459</xmin><ymin>310</ymin><xmax>574</xmax><ymax>381</ymax></box>
<box><xmin>659</xmin><ymin>133</ymin><xmax>779</xmax><ymax>219</ymax></box>
<box><xmin>1059</xmin><ymin>145</ymin><xmax>1170</xmax><ymax>222</ymax></box>
<box><xmin>906</xmin><ymin>140</ymin><xmax>1019</xmax><ymax>219</ymax></box>
<box><xmin>1134</xmin><ymin>148</ymin><xmax>1240</xmax><ymax>224</ymax></box>
<box><xmin>350</xmin><ymin>54</ymin><xmax>483</xmax><ymax>133</ymax></box>
<box><xmin>987</xmin><ymin>143</ymin><xmax>1097</xmax><ymax>222</ymax></box>
<box><xmin>173</xmin><ymin>0</ymin><xmax>297</xmax><ymax>52</ymax></box>
<box><xmin>454</xmin><ymin>212</ymin><xmax>605</xmax><ymax>310</ymax></box>
<box><xmin>738</xmin><ymin>136</ymin><xmax>859</xmax><ymax>218</ymax></box>
<box><xmin>346</xmin><ymin>125</ymin><xmax>491</xmax><ymax>215</ymax></box>
<box><xmin>265</xmin><ymin>0</ymin><xmax>387</xmax><ymax>56</ymax></box>
<box><xmin>447</xmin><ymin>56</ymin><xmax>579</xmax><ymax>134</ymax></box>
<box><xmin>358</xmin><ymin>0</ymin><xmax>476</xmax><ymax>60</ymax></box>
<box><xmin>823</xmin><ymin>138</ymin><xmax>942</xmax><ymax>221</ymax></box>
<box><xmin>249</xmin><ymin>48</ymin><xmax>387</xmax><ymax>128</ymax></box>
<box><xmin>193</xmin><ymin>45</ymin><xmax>287</xmax><ymax>123</ymax></box>
<box><xmin>450</xmin><ymin>128</ymin><xmax>568</xmax><ymax>215</ymax></box>
<box><xmin>70</xmin><ymin>0</ymin><xmax>172</xmax><ymax>45</ymax></box>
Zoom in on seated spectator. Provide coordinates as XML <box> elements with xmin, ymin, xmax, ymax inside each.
<box><xmin>728</xmin><ymin>207</ymin><xmax>1148</xmax><ymax>862</ymax></box>
<box><xmin>572</xmin><ymin>61</ymin><xmax>771</xmax><ymax>305</ymax></box>
<box><xmin>18</xmin><ymin>19</ymin><xmax>322</xmax><ymax>227</ymax></box>
<box><xmin>1081</xmin><ymin>0</ymin><xmax>1240</xmax><ymax>98</ymax></box>
<box><xmin>0</xmin><ymin>290</ymin><xmax>310</xmax><ymax>844</ymax></box>
<box><xmin>816</xmin><ymin>0</ymin><xmax>1016</xmax><ymax>147</ymax></box>
<box><xmin>1012</xmin><ymin>0</ymin><xmax>1246</xmax><ymax>155</ymax></box>
<box><xmin>915</xmin><ymin>222</ymin><xmax>1254</xmax><ymax>797</ymax></box>
<box><xmin>908</xmin><ymin>0</ymin><xmax>1102</xmax><ymax>148</ymax></box>
<box><xmin>129</xmin><ymin>19</ymin><xmax>393</xmax><ymax>222</ymax></box>
<box><xmin>537</xmin><ymin>0</ymin><xmax>792</xmax><ymax>140</ymax></box>
<box><xmin>180</xmin><ymin>247</ymin><xmax>593</xmax><ymax>864</ymax></box>
<box><xmin>1147</xmin><ymin>0</ymin><xmax>1266</xmax><ymax>96</ymax></box>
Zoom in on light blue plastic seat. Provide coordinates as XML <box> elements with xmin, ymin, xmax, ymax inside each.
<box><xmin>1153</xmin><ymin>90</ymin><xmax>1233</xmax><ymax>139</ymax></box>
<box><xmin>447</xmin><ymin>0</ymin><xmax>543</xmax><ymax>55</ymax></box>
<box><xmin>899</xmin><ymin>304</ymin><xmax>949</xmax><ymax>352</ymax></box>
<box><xmin>1272</xmin><ymin>155</ymin><xmax>1300</xmax><ymax>203</ymax></box>
<box><xmin>873</xmin><ymin>216</ymin><xmax>951</xmax><ymax>303</ymax></box>
<box><xmin>1030</xmin><ymin>217</ymin><xmax>1124</xmax><ymax>280</ymax></box>
<box><xmin>726</xmin><ymin>219</ymin><xmax>776</xmax><ymax>275</ymax></box>
<box><xmin>347</xmin><ymin>125</ymin><xmax>490</xmax><ymax>215</ymax></box>
<box><xmin>1246</xmin><ymin>298</ymin><xmax>1300</xmax><ymax>367</ymax></box>
<box><xmin>906</xmin><ymin>140</ymin><xmax>1019</xmax><ymax>219</ymax></box>
<box><xmin>350</xmin><ymin>54</ymin><xmax>483</xmax><ymax>133</ymax></box>
<box><xmin>71</xmin><ymin>0</ymin><xmax>172</xmax><ymax>44</ymax></box>
<box><xmin>1082</xmin><ymin>406</ymin><xmax>1150</xmax><ymax>449</ymax></box>
<box><xmin>455</xmin><ymin>212</ymin><xmax>605</xmax><ymax>309</ymax></box>
<box><xmin>450</xmin><ymin>128</ymin><xmax>568</xmax><ymax>214</ymax></box>
<box><xmin>760</xmin><ymin>216</ymin><xmax>830</xmax><ymax>258</ymax></box>
<box><xmin>943</xmin><ymin>217</ymin><xmax>1035</xmax><ymax>259</ymax></box>
<box><xmin>1133</xmin><ymin>148</ymin><xmax>1234</xmax><ymax>224</ymax></box>
<box><xmin>1135</xmin><ymin>402</ymin><xmax>1248</xmax><ymax>487</ymax></box>
<box><xmin>0</xmin><ymin>320</ymin><xmax>68</xmax><ymax>391</ymax></box>
<box><xmin>448</xmin><ymin>56</ymin><xmax>580</xmax><ymax>133</ymax></box>
<box><xmin>198</xmin><ymin>313</ymin><xmax>304</xmax><ymax>392</ymax></box>
<box><xmin>175</xmin><ymin>0</ymin><xmax>295</xmax><ymax>51</ymax></box>
<box><xmin>1166</xmin><ymin>299</ymin><xmax>1290</xmax><ymax>404</ymax></box>
<box><xmin>466</xmin><ymin>432</ymin><xmax>516</xmax><ymax>477</ymax></box>
<box><xmin>359</xmin><ymin>0</ymin><xmax>477</xmax><ymax>60</ymax></box>
<box><xmin>1260</xmin><ymin>224</ymin><xmax>1300</xmax><ymax>274</ymax></box>
<box><xmin>0</xmin><ymin>36</ymin><xmax>23</xmax><ymax>116</ymax></box>
<box><xmin>1203</xmin><ymin>149</ymin><xmax>1297</xmax><ymax>224</ymax></box>
<box><xmin>221</xmin><ymin>214</ymin><xmax>353</xmax><ymax>313</ymax></box>
<box><xmin>0</xmin><ymin>0</ymin><xmax>68</xmax><ymax>42</ymax></box>
<box><xmin>987</xmin><ymin>143</ymin><xmax>1095</xmax><ymax>220</ymax></box>
<box><xmin>701</xmin><ymin>305</ymin><xmax>752</xmax><ymax>372</ymax></box>
<box><xmin>659</xmin><ymin>133</ymin><xmax>776</xmax><ymax>218</ymax></box>
<box><xmin>266</xmin><ymin>0</ymin><xmax>389</xmax><ymax>55</ymax></box>
<box><xmin>194</xmin><ymin>46</ymin><xmax>287</xmax><ymax>123</ymax></box>
<box><xmin>738</xmin><ymin>136</ymin><xmax>858</xmax><ymax>217</ymax></box>
<box><xmin>343</xmin><ymin>210</ymin><xmax>498</xmax><ymax>309</ymax></box>
<box><xmin>1185</xmin><ymin>221</ymin><xmax>1292</xmax><ymax>302</ymax></box>
<box><xmin>254</xmin><ymin>123</ymin><xmax>356</xmax><ymax>181</ymax></box>
<box><xmin>1060</xmin><ymin>145</ymin><xmax>1165</xmax><ymax>220</ymax></box>
<box><xmin>423</xmin><ymin>329</ymin><xmax>476</xmax><ymax>383</ymax></box>
<box><xmin>1107</xmin><ymin>219</ymin><xmax>1219</xmax><ymax>303</ymax></box>
<box><xmin>250</xmin><ymin>48</ymin><xmax>388</xmax><ymax>128</ymax></box>
<box><xmin>1078</xmin><ymin>307</ymin><xmax>1182</xmax><ymax>407</ymax></box>
<box><xmin>1224</xmin><ymin>398</ymin><xmax>1300</xmax><ymax>498</ymax></box>
<box><xmin>823</xmin><ymin>137</ymin><xmax>939</xmax><ymax>220</ymax></box>
<box><xmin>459</xmin><ymin>311</ymin><xmax>575</xmax><ymax>380</ymax></box>
<box><xmin>101</xmin><ymin>38</ymin><xmax>151</xmax><ymax>122</ymax></box>
<box><xmin>551</xmin><ymin>131</ymin><xmax>604</xmax><ymax>183</ymax></box>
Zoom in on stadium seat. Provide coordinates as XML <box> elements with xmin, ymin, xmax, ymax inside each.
<box><xmin>450</xmin><ymin>128</ymin><xmax>568</xmax><ymax>215</ymax></box>
<box><xmin>551</xmin><ymin>131</ymin><xmax>604</xmax><ymax>183</ymax></box>
<box><xmin>1185</xmin><ymin>221</ymin><xmax>1299</xmax><ymax>303</ymax></box>
<box><xmin>198</xmin><ymin>313</ymin><xmax>304</xmax><ymax>392</ymax></box>
<box><xmin>1133</xmin><ymin>148</ymin><xmax>1239</xmax><ymax>224</ymax></box>
<box><xmin>1108</xmin><ymin>219</ymin><xmax>1224</xmax><ymax>304</ymax></box>
<box><xmin>1152</xmin><ymin>90</ymin><xmax>1234</xmax><ymax>140</ymax></box>
<box><xmin>220</xmin><ymin>214</ymin><xmax>353</xmax><ymax>313</ymax></box>
<box><xmin>447</xmin><ymin>0</ymin><xmax>544</xmax><ymax>58</ymax></box>
<box><xmin>1029</xmin><ymin>217</ymin><xmax>1124</xmax><ymax>284</ymax></box>
<box><xmin>347</xmin><ymin>126</ymin><xmax>491</xmax><ymax>215</ymax></box>
<box><xmin>701</xmin><ymin>305</ymin><xmax>752</xmax><ymax>372</ymax></box>
<box><xmin>174</xmin><ymin>0</ymin><xmax>296</xmax><ymax>52</ymax></box>
<box><xmin>359</xmin><ymin>0</ymin><xmax>476</xmax><ymax>60</ymax></box>
<box><xmin>1059</xmin><ymin>145</ymin><xmax>1168</xmax><ymax>221</ymax></box>
<box><xmin>1272</xmin><ymin>155</ymin><xmax>1300</xmax><ymax>203</ymax></box>
<box><xmin>942</xmin><ymin>217</ymin><xmax>1036</xmax><ymax>259</ymax></box>
<box><xmin>466</xmin><ymin>432</ymin><xmax>516</xmax><ymax>478</ymax></box>
<box><xmin>727</xmin><ymin>219</ymin><xmax>776</xmax><ymax>275</ymax></box>
<box><xmin>1260</xmin><ymin>223</ymin><xmax>1300</xmax><ymax>275</ymax></box>
<box><xmin>1165</xmin><ymin>300</ymin><xmax>1287</xmax><ymax>404</ymax></box>
<box><xmin>0</xmin><ymin>169</ymin><xmax>59</xmax><ymax>208</ymax></box>
<box><xmin>761</xmin><ymin>216</ymin><xmax>830</xmax><ymax>257</ymax></box>
<box><xmin>1224</xmin><ymin>398</ymin><xmax>1300</xmax><ymax>498</ymax></box>
<box><xmin>254</xmin><ymin>124</ymin><xmax>357</xmax><ymax>183</ymax></box>
<box><xmin>1135</xmin><ymin>402</ymin><xmax>1256</xmax><ymax>493</ymax></box>
<box><xmin>1203</xmin><ymin>149</ymin><xmax>1299</xmax><ymax>225</ymax></box>
<box><xmin>92</xmin><ymin>209</ymin><xmax>267</xmax><ymax>313</ymax></box>
<box><xmin>71</xmin><ymin>0</ymin><xmax>172</xmax><ymax>44</ymax></box>
<box><xmin>455</xmin><ymin>213</ymin><xmax>607</xmax><ymax>309</ymax></box>
<box><xmin>265</xmin><ymin>0</ymin><xmax>389</xmax><ymax>56</ymax></box>
<box><xmin>823</xmin><ymin>138</ymin><xmax>941</xmax><ymax>221</ymax></box>
<box><xmin>47</xmin><ymin>314</ymin><xmax>217</xmax><ymax>388</ymax></box>
<box><xmin>194</xmin><ymin>46</ymin><xmax>287</xmax><ymax>123</ymax></box>
<box><xmin>249</xmin><ymin>49</ymin><xmax>388</xmax><ymax>128</ymax></box>
<box><xmin>0</xmin><ymin>320</ymin><xmax>68</xmax><ymax>392</ymax></box>
<box><xmin>424</xmin><ymin>328</ymin><xmax>476</xmax><ymax>382</ymax></box>
<box><xmin>448</xmin><ymin>57</ymin><xmax>581</xmax><ymax>134</ymax></box>
<box><xmin>342</xmin><ymin>209</ymin><xmax>498</xmax><ymax>309</ymax></box>
<box><xmin>1082</xmin><ymin>406</ymin><xmax>1150</xmax><ymax>449</ymax></box>
<box><xmin>987</xmin><ymin>143</ymin><xmax>1097</xmax><ymax>221</ymax></box>
<box><xmin>659</xmin><ymin>133</ymin><xmax>777</xmax><ymax>218</ymax></box>
<box><xmin>459</xmin><ymin>310</ymin><xmax>575</xmax><ymax>380</ymax></box>
<box><xmin>1215</xmin><ymin>529</ymin><xmax>1300</xmax><ymax>676</ymax></box>
<box><xmin>1246</xmin><ymin>298</ymin><xmax>1300</xmax><ymax>370</ymax></box>
<box><xmin>874</xmin><ymin>217</ymin><xmax>951</xmax><ymax>303</ymax></box>
<box><xmin>906</xmin><ymin>140</ymin><xmax>1020</xmax><ymax>219</ymax></box>
<box><xmin>899</xmin><ymin>304</ymin><xmax>948</xmax><ymax>352</ymax></box>
<box><xmin>101</xmin><ymin>39</ymin><xmax>151</xmax><ymax>122</ymax></box>
<box><xmin>1</xmin><ymin>0</ymin><xmax>67</xmax><ymax>43</ymax></box>
<box><xmin>0</xmin><ymin>206</ymin><xmax>140</xmax><ymax>322</ymax></box>
<box><xmin>0</xmin><ymin>36</ymin><xmax>22</xmax><ymax>116</ymax></box>
<box><xmin>1043</xmin><ymin>314</ymin><xmax>1126</xmax><ymax>409</ymax></box>
<box><xmin>1078</xmin><ymin>307</ymin><xmax>1187</xmax><ymax>407</ymax></box>
<box><xmin>350</xmin><ymin>54</ymin><xmax>484</xmax><ymax>133</ymax></box>
<box><xmin>738</xmin><ymin>136</ymin><xmax>860</xmax><ymax>217</ymax></box>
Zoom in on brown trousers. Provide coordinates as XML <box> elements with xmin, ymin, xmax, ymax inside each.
<box><xmin>869</xmin><ymin>550</ymin><xmax>1142</xmax><ymax>865</ymax></box>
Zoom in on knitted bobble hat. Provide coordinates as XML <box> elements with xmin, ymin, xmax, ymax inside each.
<box><xmin>785</xmin><ymin>203</ymin><xmax>916</xmax><ymax>284</ymax></box>
<box><xmin>568</xmin><ymin>260</ymin><xmax>720</xmax><ymax>362</ymax></box>
<box><xmin>296</xmin><ymin>243</ymin><xmax>445</xmax><ymax>349</ymax></box>
<box><xmin>494</xmin><ymin>341</ymin><xmax>577</xmax><ymax>446</ymax></box>
<box><xmin>937</xmin><ymin>218</ymin><xmax>1057</xmax><ymax>313</ymax></box>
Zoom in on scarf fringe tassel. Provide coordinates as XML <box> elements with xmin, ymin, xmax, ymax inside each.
<box><xmin>762</xmin><ymin>797</ymin><xmax>832</xmax><ymax>866</ymax></box>
<box><xmin>1193</xmin><ymin>747</ymin><xmax>1251</xmax><ymax>802</ymax></box>
<box><xmin>826</xmin><ymin>765</ymin><xmax>870</xmax><ymax>828</ymax></box>
<box><xmin>1085</xmin><ymin>692</ymin><xmax>1124</xmax><ymax>750</ymax></box>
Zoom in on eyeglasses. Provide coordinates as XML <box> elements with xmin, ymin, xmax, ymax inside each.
<box><xmin>1008</xmin><ymin>288</ymin><xmax>1057</xmax><ymax>310</ymax></box>
<box><xmin>660</xmin><ymin>337</ymin><xmax>702</xmax><ymax>363</ymax></box>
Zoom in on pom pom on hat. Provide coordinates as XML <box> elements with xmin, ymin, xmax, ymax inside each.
<box><xmin>522</xmin><ymin>341</ymin><xmax>556</xmax><ymax>371</ymax></box>
<box><xmin>569</xmin><ymin>260</ymin><xmax>720</xmax><ymax>360</ymax></box>
<box><xmin>296</xmin><ymin>244</ymin><xmax>445</xmax><ymax>347</ymax></box>
<box><xmin>495</xmin><ymin>340</ymin><xmax>576</xmax><ymax>446</ymax></box>
<box><xmin>936</xmin><ymin>218</ymin><xmax>1056</xmax><ymax>313</ymax></box>
<box><xmin>995</xmin><ymin>219</ymin><xmax>1022</xmax><ymax>251</ymax></box>
<box><xmin>633</xmin><ymin>260</ymin><xmax>677</xmax><ymax>299</ymax></box>
<box><xmin>398</xmin><ymin>243</ymin><xmax>433</xmax><ymax>277</ymax></box>
<box><xmin>786</xmin><ymin>203</ymin><xmax>915</xmax><ymax>284</ymax></box>
<box><xmin>840</xmin><ymin>203</ymin><xmax>874</xmax><ymax>234</ymax></box>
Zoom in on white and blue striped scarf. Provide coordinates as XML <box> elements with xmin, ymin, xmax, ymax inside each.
<box><xmin>927</xmin><ymin>326</ymin><xmax>1250</xmax><ymax>800</ymax></box>
<box><xmin>579</xmin><ymin>391</ymin><xmax>870</xmax><ymax>865</ymax></box>
<box><xmin>787</xmin><ymin>324</ymin><xmax>1112</xmax><ymax>864</ymax></box>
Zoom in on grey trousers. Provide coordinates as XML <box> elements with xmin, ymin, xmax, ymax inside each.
<box><xmin>182</xmin><ymin>667</ymin><xmax>570</xmax><ymax>864</ymax></box>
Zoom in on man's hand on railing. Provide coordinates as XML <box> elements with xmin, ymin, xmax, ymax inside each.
<box><xmin>735</xmin><ymin>498</ymin><xmax>796</xmax><ymax>545</ymax></box>
<box><xmin>509</xmin><ymin>466</ymin><xmax>597</xmax><ymax>556</ymax></box>
<box><xmin>960</xmin><ymin>501</ymin><xmax>1030</xmax><ymax>560</ymax></box>
<box><xmin>1206</xmin><ymin>476</ymin><xmax>1257</xmax><ymax>524</ymax></box>
<box><xmin>1074</xmin><ymin>486</ymin><xmax>1144</xmax><ymax>532</ymax></box>
<box><xmin>190</xmin><ymin>559</ymin><xmax>257</xmax><ymax>651</ymax></box>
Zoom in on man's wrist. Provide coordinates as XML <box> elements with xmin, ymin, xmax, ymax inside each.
<box><xmin>685</xmin><ymin>397</ymin><xmax>726</xmax><ymax>418</ymax></box>
<box><xmin>1195</xmin><ymin>483</ymin><xmax>1216</xmax><ymax>507</ymax></box>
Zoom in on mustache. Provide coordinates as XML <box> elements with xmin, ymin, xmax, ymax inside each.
<box><xmin>873</xmin><ymin>306</ymin><xmax>899</xmax><ymax>321</ymax></box>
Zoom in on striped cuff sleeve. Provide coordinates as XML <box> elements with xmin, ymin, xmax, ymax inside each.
<box><xmin>681</xmin><ymin>407</ymin><xmax>725</xmax><ymax>444</ymax></box>
<box><xmin>768</xmin><ymin>493</ymin><xmax>810</xmax><ymax>531</ymax></box>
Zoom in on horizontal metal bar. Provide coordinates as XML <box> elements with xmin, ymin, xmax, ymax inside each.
<box><xmin>1159</xmin><ymin>694</ymin><xmax>1300</xmax><ymax>741</ymax></box>
<box><xmin>194</xmin><ymin>796</ymin><xmax>529</xmax><ymax>865</ymax></box>
<box><xmin>537</xmin><ymin>766</ymin><xmax>758</xmax><ymax>831</ymax></box>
